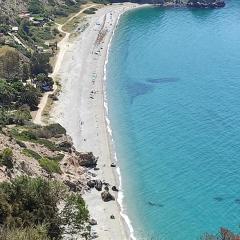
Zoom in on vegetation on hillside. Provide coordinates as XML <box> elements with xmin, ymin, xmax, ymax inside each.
<box><xmin>0</xmin><ymin>177</ymin><xmax>90</xmax><ymax>239</ymax></box>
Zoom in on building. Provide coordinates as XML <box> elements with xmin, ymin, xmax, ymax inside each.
<box><xmin>11</xmin><ymin>27</ymin><xmax>19</xmax><ymax>33</ymax></box>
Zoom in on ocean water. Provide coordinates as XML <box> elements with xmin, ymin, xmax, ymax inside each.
<box><xmin>106</xmin><ymin>1</ymin><xmax>240</xmax><ymax>239</ymax></box>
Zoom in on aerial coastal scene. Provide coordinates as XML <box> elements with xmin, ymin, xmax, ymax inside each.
<box><xmin>0</xmin><ymin>0</ymin><xmax>239</xmax><ymax>239</ymax></box>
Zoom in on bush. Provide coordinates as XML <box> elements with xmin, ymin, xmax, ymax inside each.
<box><xmin>62</xmin><ymin>194</ymin><xmax>90</xmax><ymax>236</ymax></box>
<box><xmin>30</xmin><ymin>52</ymin><xmax>52</xmax><ymax>76</ymax></box>
<box><xmin>45</xmin><ymin>123</ymin><xmax>66</xmax><ymax>136</ymax></box>
<box><xmin>0</xmin><ymin>148</ymin><xmax>13</xmax><ymax>169</ymax></box>
<box><xmin>11</xmin><ymin>129</ymin><xmax>38</xmax><ymax>141</ymax></box>
<box><xmin>22</xmin><ymin>149</ymin><xmax>42</xmax><ymax>160</ymax></box>
<box><xmin>0</xmin><ymin>80</ymin><xmax>16</xmax><ymax>107</ymax></box>
<box><xmin>0</xmin><ymin>226</ymin><xmax>50</xmax><ymax>240</ymax></box>
<box><xmin>35</xmin><ymin>124</ymin><xmax>66</xmax><ymax>139</ymax></box>
<box><xmin>18</xmin><ymin>85</ymin><xmax>41</xmax><ymax>111</ymax></box>
<box><xmin>8</xmin><ymin>108</ymin><xmax>31</xmax><ymax>125</ymax></box>
<box><xmin>38</xmin><ymin>157</ymin><xmax>61</xmax><ymax>174</ymax></box>
<box><xmin>83</xmin><ymin>8</ymin><xmax>98</xmax><ymax>14</ymax></box>
<box><xmin>0</xmin><ymin>177</ymin><xmax>65</xmax><ymax>239</ymax></box>
<box><xmin>36</xmin><ymin>139</ymin><xmax>58</xmax><ymax>151</ymax></box>
<box><xmin>0</xmin><ymin>177</ymin><xmax>90</xmax><ymax>239</ymax></box>
<box><xmin>47</xmin><ymin>154</ymin><xmax>64</xmax><ymax>161</ymax></box>
<box><xmin>28</xmin><ymin>0</ymin><xmax>44</xmax><ymax>14</ymax></box>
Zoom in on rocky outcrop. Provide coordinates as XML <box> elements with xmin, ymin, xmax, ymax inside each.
<box><xmin>101</xmin><ymin>190</ymin><xmax>115</xmax><ymax>202</ymax></box>
<box><xmin>186</xmin><ymin>0</ymin><xmax>225</xmax><ymax>8</ymax></box>
<box><xmin>77</xmin><ymin>152</ymin><xmax>98</xmax><ymax>168</ymax></box>
<box><xmin>87</xmin><ymin>179</ymin><xmax>103</xmax><ymax>191</ymax></box>
<box><xmin>110</xmin><ymin>0</ymin><xmax>225</xmax><ymax>8</ymax></box>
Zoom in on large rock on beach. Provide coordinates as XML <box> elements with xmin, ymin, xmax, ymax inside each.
<box><xmin>95</xmin><ymin>180</ymin><xmax>103</xmax><ymax>191</ymax></box>
<box><xmin>87</xmin><ymin>180</ymin><xmax>96</xmax><ymax>188</ymax></box>
<box><xmin>77</xmin><ymin>152</ymin><xmax>98</xmax><ymax>167</ymax></box>
<box><xmin>101</xmin><ymin>190</ymin><xmax>115</xmax><ymax>202</ymax></box>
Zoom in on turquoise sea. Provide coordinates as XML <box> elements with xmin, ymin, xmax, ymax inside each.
<box><xmin>107</xmin><ymin>1</ymin><xmax>240</xmax><ymax>239</ymax></box>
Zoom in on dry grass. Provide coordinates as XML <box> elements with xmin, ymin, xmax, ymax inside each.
<box><xmin>42</xmin><ymin>78</ymin><xmax>62</xmax><ymax>124</ymax></box>
<box><xmin>0</xmin><ymin>46</ymin><xmax>17</xmax><ymax>57</ymax></box>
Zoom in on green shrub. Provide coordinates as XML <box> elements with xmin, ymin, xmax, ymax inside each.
<box><xmin>62</xmin><ymin>194</ymin><xmax>90</xmax><ymax>236</ymax></box>
<box><xmin>28</xmin><ymin>0</ymin><xmax>44</xmax><ymax>14</ymax></box>
<box><xmin>45</xmin><ymin>123</ymin><xmax>66</xmax><ymax>135</ymax></box>
<box><xmin>11</xmin><ymin>128</ymin><xmax>59</xmax><ymax>151</ymax></box>
<box><xmin>11</xmin><ymin>129</ymin><xmax>38</xmax><ymax>141</ymax></box>
<box><xmin>0</xmin><ymin>148</ymin><xmax>13</xmax><ymax>169</ymax></box>
<box><xmin>0</xmin><ymin>177</ymin><xmax>90</xmax><ymax>239</ymax></box>
<box><xmin>35</xmin><ymin>124</ymin><xmax>66</xmax><ymax>139</ymax></box>
<box><xmin>83</xmin><ymin>8</ymin><xmax>98</xmax><ymax>14</ymax></box>
<box><xmin>0</xmin><ymin>226</ymin><xmax>50</xmax><ymax>240</ymax></box>
<box><xmin>36</xmin><ymin>139</ymin><xmax>58</xmax><ymax>151</ymax></box>
<box><xmin>0</xmin><ymin>177</ymin><xmax>66</xmax><ymax>239</ymax></box>
<box><xmin>39</xmin><ymin>157</ymin><xmax>61</xmax><ymax>174</ymax></box>
<box><xmin>47</xmin><ymin>154</ymin><xmax>64</xmax><ymax>161</ymax></box>
<box><xmin>22</xmin><ymin>149</ymin><xmax>41</xmax><ymax>160</ymax></box>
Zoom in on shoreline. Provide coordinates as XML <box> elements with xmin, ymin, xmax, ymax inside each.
<box><xmin>51</xmin><ymin>3</ymin><xmax>146</xmax><ymax>239</ymax></box>
<box><xmin>103</xmin><ymin>6</ymin><xmax>136</xmax><ymax>239</ymax></box>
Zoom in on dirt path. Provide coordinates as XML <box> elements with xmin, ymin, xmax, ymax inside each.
<box><xmin>33</xmin><ymin>4</ymin><xmax>96</xmax><ymax>125</ymax></box>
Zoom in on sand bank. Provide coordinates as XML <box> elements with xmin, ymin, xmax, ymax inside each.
<box><xmin>52</xmin><ymin>4</ymin><xmax>144</xmax><ymax>239</ymax></box>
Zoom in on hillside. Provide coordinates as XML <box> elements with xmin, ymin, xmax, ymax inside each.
<box><xmin>0</xmin><ymin>0</ymin><xmax>86</xmax><ymax>21</ymax></box>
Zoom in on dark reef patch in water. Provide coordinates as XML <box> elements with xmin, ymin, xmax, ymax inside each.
<box><xmin>213</xmin><ymin>197</ymin><xmax>224</xmax><ymax>202</ymax></box>
<box><xmin>146</xmin><ymin>77</ymin><xmax>179</xmax><ymax>84</ymax></box>
<box><xmin>234</xmin><ymin>199</ymin><xmax>240</xmax><ymax>204</ymax></box>
<box><xmin>126</xmin><ymin>82</ymin><xmax>154</xmax><ymax>103</ymax></box>
<box><xmin>148</xmin><ymin>201</ymin><xmax>164</xmax><ymax>208</ymax></box>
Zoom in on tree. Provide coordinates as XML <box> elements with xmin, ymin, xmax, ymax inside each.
<box><xmin>0</xmin><ymin>177</ymin><xmax>65</xmax><ymax>239</ymax></box>
<box><xmin>28</xmin><ymin>0</ymin><xmax>44</xmax><ymax>14</ymax></box>
<box><xmin>35</xmin><ymin>73</ymin><xmax>54</xmax><ymax>91</ymax></box>
<box><xmin>22</xmin><ymin>63</ymin><xmax>30</xmax><ymax>81</ymax></box>
<box><xmin>1</xmin><ymin>48</ymin><xmax>22</xmax><ymax>81</ymax></box>
<box><xmin>18</xmin><ymin>85</ymin><xmax>41</xmax><ymax>111</ymax></box>
<box><xmin>30</xmin><ymin>52</ymin><xmax>52</xmax><ymax>76</ymax></box>
<box><xmin>0</xmin><ymin>80</ymin><xmax>16</xmax><ymax>107</ymax></box>
<box><xmin>0</xmin><ymin>177</ymin><xmax>90</xmax><ymax>240</ymax></box>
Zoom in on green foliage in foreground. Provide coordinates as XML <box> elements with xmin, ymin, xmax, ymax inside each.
<box><xmin>0</xmin><ymin>177</ymin><xmax>90</xmax><ymax>239</ymax></box>
<box><xmin>0</xmin><ymin>226</ymin><xmax>50</xmax><ymax>240</ymax></box>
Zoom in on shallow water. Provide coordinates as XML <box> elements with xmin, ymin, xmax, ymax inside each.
<box><xmin>107</xmin><ymin>1</ymin><xmax>240</xmax><ymax>239</ymax></box>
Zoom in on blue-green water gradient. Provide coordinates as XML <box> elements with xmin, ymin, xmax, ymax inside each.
<box><xmin>107</xmin><ymin>1</ymin><xmax>240</xmax><ymax>239</ymax></box>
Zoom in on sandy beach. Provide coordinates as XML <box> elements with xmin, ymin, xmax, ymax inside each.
<box><xmin>51</xmin><ymin>3</ymin><xmax>143</xmax><ymax>239</ymax></box>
